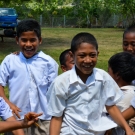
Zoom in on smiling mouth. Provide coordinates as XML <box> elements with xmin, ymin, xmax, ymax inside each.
<box><xmin>24</xmin><ymin>48</ymin><xmax>34</xmax><ymax>52</ymax></box>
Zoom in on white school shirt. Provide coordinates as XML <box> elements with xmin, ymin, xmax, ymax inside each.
<box><xmin>0</xmin><ymin>51</ymin><xmax>58</xmax><ymax>120</ymax></box>
<box><xmin>111</xmin><ymin>85</ymin><xmax>135</xmax><ymax>135</ymax></box>
<box><xmin>47</xmin><ymin>66</ymin><xmax>123</xmax><ymax>135</ymax></box>
<box><xmin>131</xmin><ymin>96</ymin><xmax>135</xmax><ymax>108</ymax></box>
<box><xmin>116</xmin><ymin>85</ymin><xmax>135</xmax><ymax>112</ymax></box>
<box><xmin>0</xmin><ymin>97</ymin><xmax>13</xmax><ymax>120</ymax></box>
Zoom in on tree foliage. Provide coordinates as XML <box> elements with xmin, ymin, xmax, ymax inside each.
<box><xmin>1</xmin><ymin>0</ymin><xmax>135</xmax><ymax>27</ymax></box>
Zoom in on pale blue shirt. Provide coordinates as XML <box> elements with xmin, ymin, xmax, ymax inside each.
<box><xmin>0</xmin><ymin>51</ymin><xmax>58</xmax><ymax>120</ymax></box>
<box><xmin>47</xmin><ymin>66</ymin><xmax>123</xmax><ymax>135</ymax></box>
<box><xmin>0</xmin><ymin>97</ymin><xmax>13</xmax><ymax>120</ymax></box>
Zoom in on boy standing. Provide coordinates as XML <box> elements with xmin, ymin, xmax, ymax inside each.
<box><xmin>0</xmin><ymin>19</ymin><xmax>58</xmax><ymax>135</ymax></box>
<box><xmin>47</xmin><ymin>32</ymin><xmax>135</xmax><ymax>135</ymax></box>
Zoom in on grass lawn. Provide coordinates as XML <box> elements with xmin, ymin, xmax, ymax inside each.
<box><xmin>0</xmin><ymin>28</ymin><xmax>123</xmax><ymax>134</ymax></box>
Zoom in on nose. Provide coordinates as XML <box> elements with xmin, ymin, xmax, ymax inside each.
<box><xmin>84</xmin><ymin>56</ymin><xmax>92</xmax><ymax>63</ymax></box>
<box><xmin>26</xmin><ymin>41</ymin><xmax>32</xmax><ymax>47</ymax></box>
<box><xmin>127</xmin><ymin>45</ymin><xmax>133</xmax><ymax>51</ymax></box>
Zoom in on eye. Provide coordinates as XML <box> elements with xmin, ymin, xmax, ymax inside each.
<box><xmin>123</xmin><ymin>42</ymin><xmax>128</xmax><ymax>46</ymax></box>
<box><xmin>21</xmin><ymin>38</ymin><xmax>27</xmax><ymax>42</ymax></box>
<box><xmin>30</xmin><ymin>38</ymin><xmax>36</xmax><ymax>42</ymax></box>
<box><xmin>131</xmin><ymin>42</ymin><xmax>135</xmax><ymax>46</ymax></box>
<box><xmin>78</xmin><ymin>54</ymin><xmax>85</xmax><ymax>58</ymax></box>
<box><xmin>90</xmin><ymin>54</ymin><xmax>96</xmax><ymax>58</ymax></box>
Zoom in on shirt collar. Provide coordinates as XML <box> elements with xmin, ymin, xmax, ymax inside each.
<box><xmin>120</xmin><ymin>85</ymin><xmax>135</xmax><ymax>91</ymax></box>
<box><xmin>69</xmin><ymin>66</ymin><xmax>104</xmax><ymax>85</ymax></box>
<box><xmin>19</xmin><ymin>51</ymin><xmax>44</xmax><ymax>60</ymax></box>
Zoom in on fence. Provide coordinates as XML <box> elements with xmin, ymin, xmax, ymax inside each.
<box><xmin>33</xmin><ymin>14</ymin><xmax>130</xmax><ymax>28</ymax></box>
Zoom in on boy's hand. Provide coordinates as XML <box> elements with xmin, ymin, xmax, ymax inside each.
<box><xmin>12</xmin><ymin>51</ymin><xmax>20</xmax><ymax>55</ymax></box>
<box><xmin>23</xmin><ymin>112</ymin><xmax>43</xmax><ymax>128</ymax></box>
<box><xmin>9</xmin><ymin>102</ymin><xmax>21</xmax><ymax>119</ymax></box>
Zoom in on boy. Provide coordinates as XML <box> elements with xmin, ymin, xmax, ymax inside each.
<box><xmin>59</xmin><ymin>49</ymin><xmax>74</xmax><ymax>72</ymax></box>
<box><xmin>122</xmin><ymin>24</ymin><xmax>135</xmax><ymax>130</ymax></box>
<box><xmin>123</xmin><ymin>24</ymin><xmax>135</xmax><ymax>56</ymax></box>
<box><xmin>47</xmin><ymin>32</ymin><xmax>135</xmax><ymax>135</ymax></box>
<box><xmin>107</xmin><ymin>52</ymin><xmax>135</xmax><ymax>134</ymax></box>
<box><xmin>0</xmin><ymin>19</ymin><xmax>58</xmax><ymax>135</ymax></box>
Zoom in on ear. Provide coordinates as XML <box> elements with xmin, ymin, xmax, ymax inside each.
<box><xmin>69</xmin><ymin>51</ymin><xmax>75</xmax><ymax>60</ymax></box>
<box><xmin>61</xmin><ymin>65</ymin><xmax>67</xmax><ymax>72</ymax></box>
<box><xmin>115</xmin><ymin>72</ymin><xmax>121</xmax><ymax>80</ymax></box>
<box><xmin>15</xmin><ymin>36</ymin><xmax>19</xmax><ymax>44</ymax></box>
<box><xmin>97</xmin><ymin>51</ymin><xmax>99</xmax><ymax>56</ymax></box>
<box><xmin>39</xmin><ymin>37</ymin><xmax>42</xmax><ymax>44</ymax></box>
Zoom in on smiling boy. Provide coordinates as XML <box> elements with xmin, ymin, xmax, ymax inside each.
<box><xmin>47</xmin><ymin>32</ymin><xmax>135</xmax><ymax>135</ymax></box>
<box><xmin>0</xmin><ymin>19</ymin><xmax>58</xmax><ymax>135</ymax></box>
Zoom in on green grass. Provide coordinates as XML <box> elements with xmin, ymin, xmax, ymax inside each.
<box><xmin>0</xmin><ymin>28</ymin><xmax>123</xmax><ymax>134</ymax></box>
<box><xmin>0</xmin><ymin>28</ymin><xmax>123</xmax><ymax>86</ymax></box>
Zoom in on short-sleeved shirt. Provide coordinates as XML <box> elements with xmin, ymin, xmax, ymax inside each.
<box><xmin>47</xmin><ymin>66</ymin><xmax>123</xmax><ymax>135</ymax></box>
<box><xmin>0</xmin><ymin>51</ymin><xmax>58</xmax><ymax>120</ymax></box>
<box><xmin>0</xmin><ymin>97</ymin><xmax>12</xmax><ymax>120</ymax></box>
<box><xmin>131</xmin><ymin>96</ymin><xmax>135</xmax><ymax>108</ymax></box>
<box><xmin>117</xmin><ymin>85</ymin><xmax>135</xmax><ymax>112</ymax></box>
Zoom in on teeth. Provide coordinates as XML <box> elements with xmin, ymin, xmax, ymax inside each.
<box><xmin>25</xmin><ymin>49</ymin><xmax>32</xmax><ymax>51</ymax></box>
<box><xmin>84</xmin><ymin>66</ymin><xmax>90</xmax><ymax>67</ymax></box>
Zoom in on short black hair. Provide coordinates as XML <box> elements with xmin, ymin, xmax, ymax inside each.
<box><xmin>59</xmin><ymin>49</ymin><xmax>71</xmax><ymax>66</ymax></box>
<box><xmin>108</xmin><ymin>52</ymin><xmax>135</xmax><ymax>83</ymax></box>
<box><xmin>123</xmin><ymin>24</ymin><xmax>135</xmax><ymax>38</ymax></box>
<box><xmin>71</xmin><ymin>32</ymin><xmax>98</xmax><ymax>53</ymax></box>
<box><xmin>16</xmin><ymin>19</ymin><xmax>41</xmax><ymax>38</ymax></box>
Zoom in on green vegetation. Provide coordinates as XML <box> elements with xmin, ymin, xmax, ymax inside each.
<box><xmin>0</xmin><ymin>28</ymin><xmax>123</xmax><ymax>73</ymax></box>
<box><xmin>0</xmin><ymin>0</ymin><xmax>135</xmax><ymax>27</ymax></box>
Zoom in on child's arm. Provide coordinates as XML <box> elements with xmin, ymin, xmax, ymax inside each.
<box><xmin>0</xmin><ymin>85</ymin><xmax>21</xmax><ymax>118</ymax></box>
<box><xmin>122</xmin><ymin>106</ymin><xmax>135</xmax><ymax>121</ymax></box>
<box><xmin>5</xmin><ymin>116</ymin><xmax>24</xmax><ymax>135</ymax></box>
<box><xmin>106</xmin><ymin>105</ymin><xmax>135</xmax><ymax>135</ymax></box>
<box><xmin>49</xmin><ymin>116</ymin><xmax>63</xmax><ymax>135</ymax></box>
<box><xmin>0</xmin><ymin>112</ymin><xmax>42</xmax><ymax>133</ymax></box>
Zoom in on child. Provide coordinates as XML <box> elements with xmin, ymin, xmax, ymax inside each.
<box><xmin>0</xmin><ymin>19</ymin><xmax>58</xmax><ymax>135</ymax></box>
<box><xmin>46</xmin><ymin>32</ymin><xmax>135</xmax><ymax>135</ymax></box>
<box><xmin>122</xmin><ymin>24</ymin><xmax>135</xmax><ymax>131</ymax></box>
<box><xmin>59</xmin><ymin>49</ymin><xmax>74</xmax><ymax>72</ymax></box>
<box><xmin>123</xmin><ymin>24</ymin><xmax>135</xmax><ymax>56</ymax></box>
<box><xmin>108</xmin><ymin>52</ymin><xmax>135</xmax><ymax>112</ymax></box>
<box><xmin>107</xmin><ymin>52</ymin><xmax>135</xmax><ymax>134</ymax></box>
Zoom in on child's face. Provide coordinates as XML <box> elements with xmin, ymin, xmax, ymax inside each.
<box><xmin>123</xmin><ymin>32</ymin><xmax>135</xmax><ymax>56</ymax></box>
<box><xmin>61</xmin><ymin>54</ymin><xmax>74</xmax><ymax>72</ymax></box>
<box><xmin>73</xmin><ymin>42</ymin><xmax>98</xmax><ymax>77</ymax></box>
<box><xmin>16</xmin><ymin>31</ymin><xmax>42</xmax><ymax>58</ymax></box>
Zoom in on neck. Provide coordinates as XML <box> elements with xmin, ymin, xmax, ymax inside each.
<box><xmin>117</xmin><ymin>80</ymin><xmax>132</xmax><ymax>88</ymax></box>
<box><xmin>75</xmin><ymin>66</ymin><xmax>92</xmax><ymax>83</ymax></box>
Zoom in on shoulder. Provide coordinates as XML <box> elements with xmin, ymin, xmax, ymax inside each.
<box><xmin>51</xmin><ymin>70</ymin><xmax>71</xmax><ymax>89</ymax></box>
<box><xmin>38</xmin><ymin>51</ymin><xmax>56</xmax><ymax>62</ymax></box>
<box><xmin>94</xmin><ymin>68</ymin><xmax>112</xmax><ymax>80</ymax></box>
<box><xmin>38</xmin><ymin>51</ymin><xmax>58</xmax><ymax>65</ymax></box>
<box><xmin>1</xmin><ymin>54</ymin><xmax>17</xmax><ymax>63</ymax></box>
